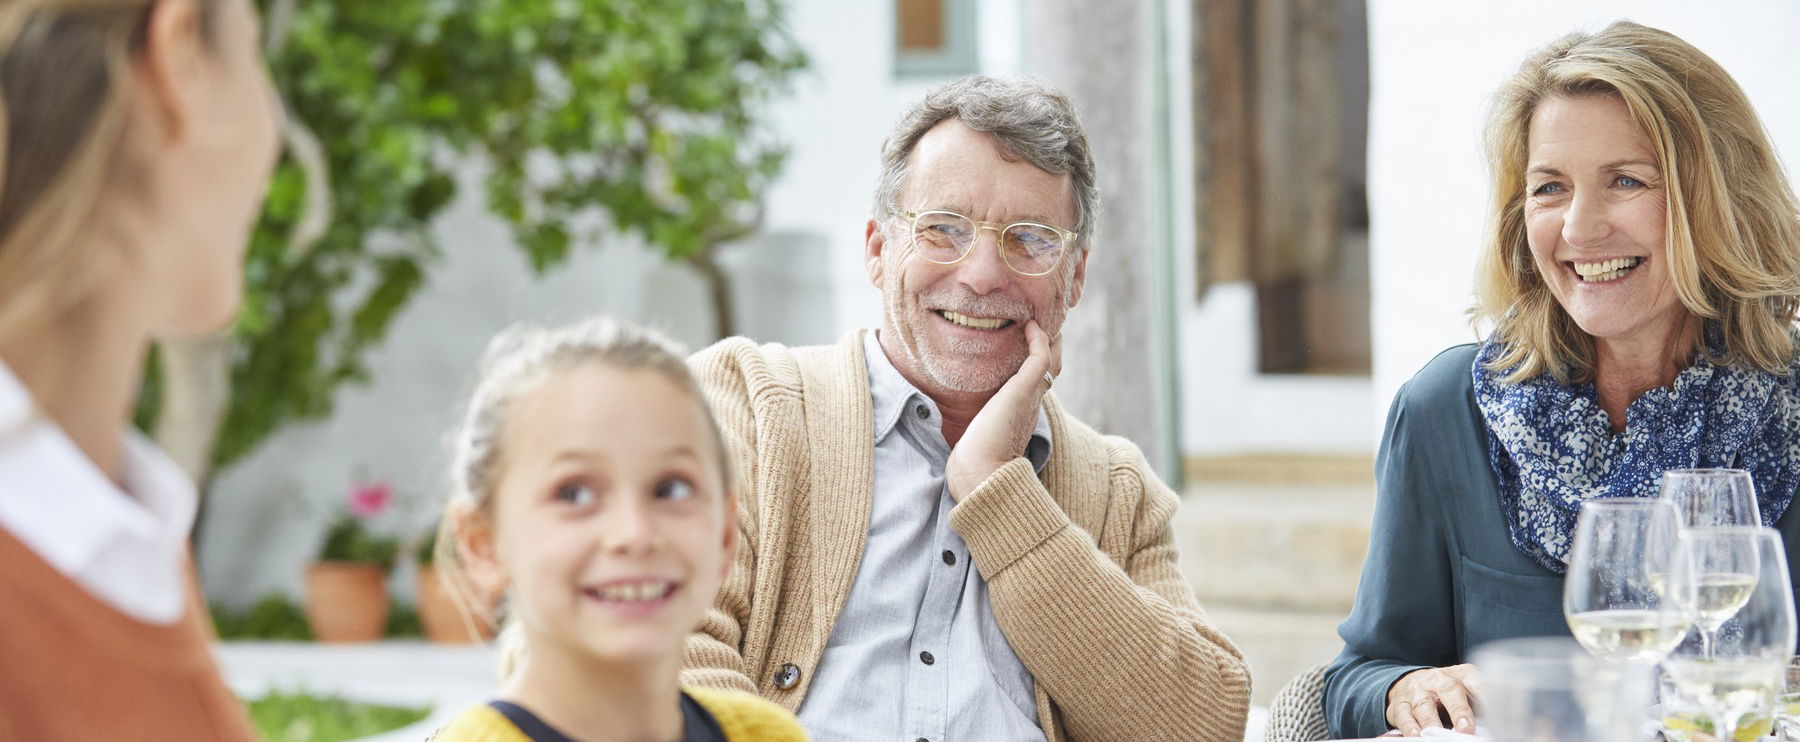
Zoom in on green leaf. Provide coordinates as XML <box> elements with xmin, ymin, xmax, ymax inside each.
<box><xmin>206</xmin><ymin>0</ymin><xmax>806</xmax><ymax>473</ymax></box>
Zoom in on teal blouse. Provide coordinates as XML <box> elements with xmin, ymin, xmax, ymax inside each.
<box><xmin>1322</xmin><ymin>344</ymin><xmax>1800</xmax><ymax>738</ymax></box>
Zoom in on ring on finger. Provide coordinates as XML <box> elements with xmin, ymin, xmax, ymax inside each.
<box><xmin>1042</xmin><ymin>371</ymin><xmax>1055</xmax><ymax>388</ymax></box>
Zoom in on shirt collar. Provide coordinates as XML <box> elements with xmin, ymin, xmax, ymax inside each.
<box><xmin>864</xmin><ymin>329</ymin><xmax>920</xmax><ymax>442</ymax></box>
<box><xmin>861</xmin><ymin>329</ymin><xmax>1053</xmax><ymax>472</ymax></box>
<box><xmin>0</xmin><ymin>359</ymin><xmax>197</xmax><ymax>621</ymax></box>
<box><xmin>0</xmin><ymin>360</ymin><xmax>31</xmax><ymax>436</ymax></box>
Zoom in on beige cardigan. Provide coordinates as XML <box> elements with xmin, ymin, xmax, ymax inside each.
<box><xmin>681</xmin><ymin>330</ymin><xmax>1251</xmax><ymax>742</ymax></box>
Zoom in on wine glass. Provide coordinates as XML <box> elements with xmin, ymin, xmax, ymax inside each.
<box><xmin>1662</xmin><ymin>468</ymin><xmax>1761</xmax><ymax>527</ymax></box>
<box><xmin>1564</xmin><ymin>498</ymin><xmax>1689</xmax><ymax>663</ymax></box>
<box><xmin>1675</xmin><ymin>527</ymin><xmax>1763</xmax><ymax>658</ymax></box>
<box><xmin>1662</xmin><ymin>526</ymin><xmax>1796</xmax><ymax>742</ymax></box>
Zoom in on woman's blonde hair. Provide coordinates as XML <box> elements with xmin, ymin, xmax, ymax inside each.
<box><xmin>1474</xmin><ymin>20</ymin><xmax>1800</xmax><ymax>383</ymax></box>
<box><xmin>0</xmin><ymin>0</ymin><xmax>221</xmax><ymax>337</ymax></box>
<box><xmin>433</xmin><ymin>316</ymin><xmax>734</xmax><ymax>679</ymax></box>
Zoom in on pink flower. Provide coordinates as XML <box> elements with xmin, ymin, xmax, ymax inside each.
<box><xmin>349</xmin><ymin>481</ymin><xmax>393</xmax><ymax>518</ymax></box>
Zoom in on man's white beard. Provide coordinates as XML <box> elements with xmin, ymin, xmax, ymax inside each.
<box><xmin>883</xmin><ymin>290</ymin><xmax>1042</xmax><ymax>396</ymax></box>
<box><xmin>913</xmin><ymin>325</ymin><xmax>1026</xmax><ymax>394</ymax></box>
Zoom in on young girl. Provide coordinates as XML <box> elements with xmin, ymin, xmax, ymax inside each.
<box><xmin>0</xmin><ymin>0</ymin><xmax>279</xmax><ymax>738</ymax></box>
<box><xmin>431</xmin><ymin>317</ymin><xmax>807</xmax><ymax>742</ymax></box>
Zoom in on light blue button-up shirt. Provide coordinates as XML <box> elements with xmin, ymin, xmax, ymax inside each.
<box><xmin>795</xmin><ymin>331</ymin><xmax>1050</xmax><ymax>742</ymax></box>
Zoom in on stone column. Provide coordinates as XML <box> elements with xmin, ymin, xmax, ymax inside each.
<box><xmin>1023</xmin><ymin>0</ymin><xmax>1173</xmax><ymax>476</ymax></box>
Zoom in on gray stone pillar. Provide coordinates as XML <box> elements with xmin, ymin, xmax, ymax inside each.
<box><xmin>1024</xmin><ymin>0</ymin><xmax>1174</xmax><ymax>477</ymax></box>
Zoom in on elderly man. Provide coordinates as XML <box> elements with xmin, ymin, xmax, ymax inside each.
<box><xmin>682</xmin><ymin>76</ymin><xmax>1249</xmax><ymax>742</ymax></box>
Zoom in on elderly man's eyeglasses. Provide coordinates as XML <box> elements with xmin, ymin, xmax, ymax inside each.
<box><xmin>899</xmin><ymin>209</ymin><xmax>1077</xmax><ymax>277</ymax></box>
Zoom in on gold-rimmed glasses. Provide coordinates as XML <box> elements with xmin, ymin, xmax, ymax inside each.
<box><xmin>899</xmin><ymin>209</ymin><xmax>1077</xmax><ymax>277</ymax></box>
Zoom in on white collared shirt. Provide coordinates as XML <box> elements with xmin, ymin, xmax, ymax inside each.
<box><xmin>0</xmin><ymin>361</ymin><xmax>197</xmax><ymax>624</ymax></box>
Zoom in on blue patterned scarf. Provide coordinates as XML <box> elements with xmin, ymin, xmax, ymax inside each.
<box><xmin>1473</xmin><ymin>336</ymin><xmax>1800</xmax><ymax>574</ymax></box>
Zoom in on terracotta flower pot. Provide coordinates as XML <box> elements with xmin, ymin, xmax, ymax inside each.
<box><xmin>304</xmin><ymin>562</ymin><xmax>390</xmax><ymax>643</ymax></box>
<box><xmin>416</xmin><ymin>564</ymin><xmax>494</xmax><ymax>644</ymax></box>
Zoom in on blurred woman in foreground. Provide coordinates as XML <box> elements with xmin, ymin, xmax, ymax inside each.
<box><xmin>0</xmin><ymin>0</ymin><xmax>279</xmax><ymax>737</ymax></box>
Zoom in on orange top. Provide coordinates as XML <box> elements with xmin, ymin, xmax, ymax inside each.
<box><xmin>0</xmin><ymin>527</ymin><xmax>255</xmax><ymax>741</ymax></box>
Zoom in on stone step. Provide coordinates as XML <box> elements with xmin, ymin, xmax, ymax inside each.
<box><xmin>1171</xmin><ymin>459</ymin><xmax>1376</xmax><ymax>706</ymax></box>
<box><xmin>1181</xmin><ymin>453</ymin><xmax>1374</xmax><ymax>485</ymax></box>
<box><xmin>1174</xmin><ymin>477</ymin><xmax>1376</xmax><ymax>615</ymax></box>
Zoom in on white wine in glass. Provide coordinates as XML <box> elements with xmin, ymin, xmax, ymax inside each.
<box><xmin>1693</xmin><ymin>572</ymin><xmax>1760</xmax><ymax>632</ymax></box>
<box><xmin>1564</xmin><ymin>498</ymin><xmax>1688</xmax><ymax>663</ymax></box>
<box><xmin>1677</xmin><ymin>530</ymin><xmax>1762</xmax><ymax>657</ymax></box>
<box><xmin>1566</xmin><ymin>609</ymin><xmax>1688</xmax><ymax>662</ymax></box>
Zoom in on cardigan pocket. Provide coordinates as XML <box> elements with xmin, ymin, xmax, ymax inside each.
<box><xmin>1455</xmin><ymin>555</ymin><xmax>1568</xmax><ymax>654</ymax></box>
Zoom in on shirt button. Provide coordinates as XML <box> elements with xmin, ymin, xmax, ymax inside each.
<box><xmin>919</xmin><ymin>650</ymin><xmax>935</xmax><ymax>665</ymax></box>
<box><xmin>772</xmin><ymin>663</ymin><xmax>802</xmax><ymax>690</ymax></box>
<box><xmin>941</xmin><ymin>550</ymin><xmax>956</xmax><ymax>566</ymax></box>
<box><xmin>914</xmin><ymin>404</ymin><xmax>930</xmax><ymax>419</ymax></box>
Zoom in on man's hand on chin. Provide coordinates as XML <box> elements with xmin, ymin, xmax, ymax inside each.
<box><xmin>945</xmin><ymin>319</ymin><xmax>1061</xmax><ymax>501</ymax></box>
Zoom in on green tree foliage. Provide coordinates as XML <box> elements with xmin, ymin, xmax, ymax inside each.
<box><xmin>209</xmin><ymin>0</ymin><xmax>805</xmax><ymax>470</ymax></box>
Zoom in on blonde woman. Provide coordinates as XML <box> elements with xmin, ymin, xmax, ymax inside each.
<box><xmin>0</xmin><ymin>0</ymin><xmax>279</xmax><ymax>738</ymax></box>
<box><xmin>1324</xmin><ymin>20</ymin><xmax>1800</xmax><ymax>738</ymax></box>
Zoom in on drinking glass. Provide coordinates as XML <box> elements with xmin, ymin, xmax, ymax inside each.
<box><xmin>1564</xmin><ymin>498</ymin><xmax>1689</xmax><ymax>663</ymax></box>
<box><xmin>1661</xmin><ymin>668</ymin><xmax>1775</xmax><ymax>742</ymax></box>
<box><xmin>1663</xmin><ymin>527</ymin><xmax>1796</xmax><ymax>742</ymax></box>
<box><xmin>1474</xmin><ymin>636</ymin><xmax>1653</xmax><ymax>742</ymax></box>
<box><xmin>1675</xmin><ymin>527</ymin><xmax>1763</xmax><ymax>658</ymax></box>
<box><xmin>1777</xmin><ymin>656</ymin><xmax>1800</xmax><ymax>741</ymax></box>
<box><xmin>1662</xmin><ymin>468</ymin><xmax>1761</xmax><ymax>528</ymax></box>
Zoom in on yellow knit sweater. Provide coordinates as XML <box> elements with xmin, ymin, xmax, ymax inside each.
<box><xmin>680</xmin><ymin>330</ymin><xmax>1252</xmax><ymax>742</ymax></box>
<box><xmin>429</xmin><ymin>687</ymin><xmax>807</xmax><ymax>741</ymax></box>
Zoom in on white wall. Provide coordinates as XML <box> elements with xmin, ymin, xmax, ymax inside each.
<box><xmin>1177</xmin><ymin>284</ymin><xmax>1377</xmax><ymax>454</ymax></box>
<box><xmin>1368</xmin><ymin>1</ymin><xmax>1800</xmax><ymax>424</ymax></box>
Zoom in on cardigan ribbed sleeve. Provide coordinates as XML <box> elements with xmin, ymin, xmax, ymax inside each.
<box><xmin>681</xmin><ymin>338</ymin><xmax>766</xmax><ymax>695</ymax></box>
<box><xmin>951</xmin><ymin>448</ymin><xmax>1252</xmax><ymax>742</ymax></box>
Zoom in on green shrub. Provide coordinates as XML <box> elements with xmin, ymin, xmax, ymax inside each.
<box><xmin>318</xmin><ymin>515</ymin><xmax>400</xmax><ymax>572</ymax></box>
<box><xmin>415</xmin><ymin>527</ymin><xmax>438</xmax><ymax>566</ymax></box>
<box><xmin>213</xmin><ymin>595</ymin><xmax>434</xmax><ymax>640</ymax></box>
<box><xmin>213</xmin><ymin>595</ymin><xmax>312</xmax><ymax>641</ymax></box>
<box><xmin>385</xmin><ymin>600</ymin><xmax>423</xmax><ymax>638</ymax></box>
<box><xmin>246</xmin><ymin>690</ymin><xmax>430</xmax><ymax>742</ymax></box>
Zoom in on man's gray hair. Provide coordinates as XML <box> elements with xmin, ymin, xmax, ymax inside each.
<box><xmin>874</xmin><ymin>75</ymin><xmax>1099</xmax><ymax>251</ymax></box>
